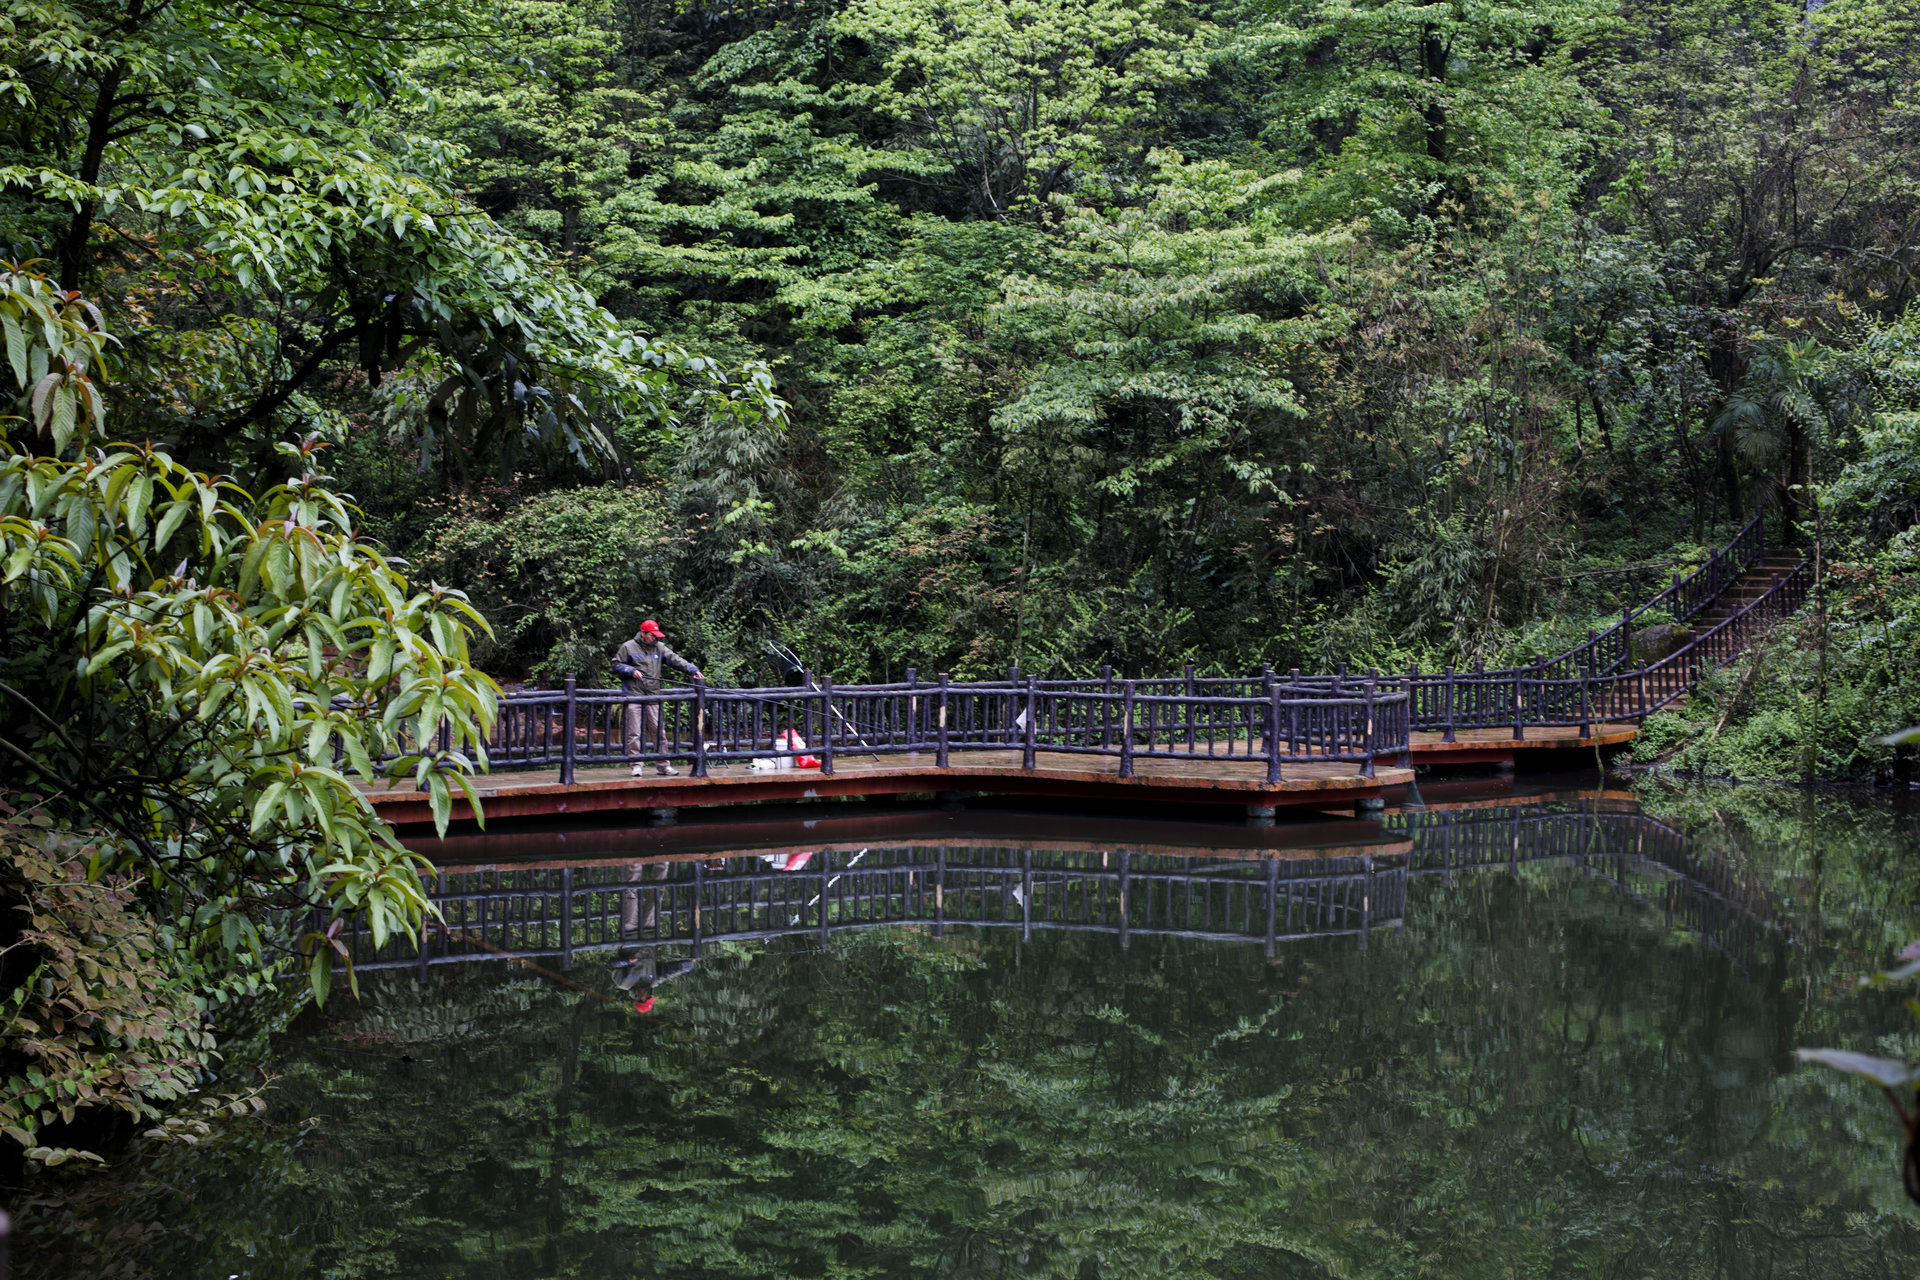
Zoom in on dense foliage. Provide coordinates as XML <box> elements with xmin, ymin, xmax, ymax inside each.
<box><xmin>3</xmin><ymin>0</ymin><xmax>1919</xmax><ymax>1182</ymax></box>
<box><xmin>8</xmin><ymin>0</ymin><xmax>1918</xmax><ymax>724</ymax></box>
<box><xmin>0</xmin><ymin>265</ymin><xmax>510</xmax><ymax>1164</ymax></box>
<box><xmin>297</xmin><ymin>0</ymin><xmax>1920</xmax><ymax>691</ymax></box>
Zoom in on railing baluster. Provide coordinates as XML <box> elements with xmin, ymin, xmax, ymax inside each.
<box><xmin>936</xmin><ymin>672</ymin><xmax>950</xmax><ymax>768</ymax></box>
<box><xmin>1266</xmin><ymin>681</ymin><xmax>1283</xmax><ymax>784</ymax></box>
<box><xmin>693</xmin><ymin>677</ymin><xmax>708</xmax><ymax>777</ymax></box>
<box><xmin>561</xmin><ymin>675</ymin><xmax>577</xmax><ymax>784</ymax></box>
<box><xmin>820</xmin><ymin>675</ymin><xmax>835</xmax><ymax>775</ymax></box>
<box><xmin>1023</xmin><ymin>674</ymin><xmax>1037</xmax><ymax>769</ymax></box>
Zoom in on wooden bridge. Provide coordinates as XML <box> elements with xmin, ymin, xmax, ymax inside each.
<box><xmin>338</xmin><ymin>801</ymin><xmax>1783</xmax><ymax>977</ymax></box>
<box><xmin>367</xmin><ymin>516</ymin><xmax>1809</xmax><ymax>823</ymax></box>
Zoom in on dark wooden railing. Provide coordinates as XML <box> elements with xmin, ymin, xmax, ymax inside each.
<box><xmin>1396</xmin><ymin>556</ymin><xmax>1811</xmax><ymax>738</ymax></box>
<box><xmin>332</xmin><ymin>804</ymin><xmax>1779</xmax><ymax>975</ymax></box>
<box><xmin>1535</xmin><ymin>511</ymin><xmax>1771</xmax><ymax>680</ymax></box>
<box><xmin>487</xmin><ymin>674</ymin><xmax>1410</xmax><ymax>781</ymax></box>
<box><xmin>462</xmin><ymin>521</ymin><xmax>1806</xmax><ymax>780</ymax></box>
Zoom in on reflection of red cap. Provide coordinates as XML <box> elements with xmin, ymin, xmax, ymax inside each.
<box><xmin>639</xmin><ymin>620</ymin><xmax>663</xmax><ymax>636</ymax></box>
<box><xmin>634</xmin><ymin>995</ymin><xmax>656</xmax><ymax>1013</ymax></box>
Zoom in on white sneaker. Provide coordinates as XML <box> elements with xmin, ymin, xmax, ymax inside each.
<box><xmin>630</xmin><ymin>764</ymin><xmax>646</xmax><ymax>778</ymax></box>
<box><xmin>655</xmin><ymin>764</ymin><xmax>679</xmax><ymax>776</ymax></box>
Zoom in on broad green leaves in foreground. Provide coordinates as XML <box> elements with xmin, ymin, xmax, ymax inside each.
<box><xmin>1</xmin><ymin>267</ymin><xmax>499</xmax><ymax>1019</ymax></box>
<box><xmin>0</xmin><ymin>436</ymin><xmax>497</xmax><ymax>948</ymax></box>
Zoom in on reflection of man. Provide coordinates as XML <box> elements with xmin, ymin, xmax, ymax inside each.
<box><xmin>620</xmin><ymin>861</ymin><xmax>670</xmax><ymax>936</ymax></box>
<box><xmin>613</xmin><ymin>619</ymin><xmax>703</xmax><ymax>777</ymax></box>
<box><xmin>609</xmin><ymin>948</ymin><xmax>698</xmax><ymax>1014</ymax></box>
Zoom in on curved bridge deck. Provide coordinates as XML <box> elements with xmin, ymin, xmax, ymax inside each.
<box><xmin>381</xmin><ymin>517</ymin><xmax>1804</xmax><ymax>823</ymax></box>
<box><xmin>368</xmin><ymin>748</ymin><xmax>1416</xmax><ymax>826</ymax></box>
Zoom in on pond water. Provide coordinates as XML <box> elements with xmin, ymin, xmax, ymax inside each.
<box><xmin>21</xmin><ymin>775</ymin><xmax>1920</xmax><ymax>1279</ymax></box>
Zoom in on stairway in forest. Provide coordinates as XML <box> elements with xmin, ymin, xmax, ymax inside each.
<box><xmin>1687</xmin><ymin>552</ymin><xmax>1807</xmax><ymax>631</ymax></box>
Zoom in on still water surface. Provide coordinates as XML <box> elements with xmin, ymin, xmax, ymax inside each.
<box><xmin>38</xmin><ymin>778</ymin><xmax>1920</xmax><ymax>1277</ymax></box>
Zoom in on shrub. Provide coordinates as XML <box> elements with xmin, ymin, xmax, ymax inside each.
<box><xmin>415</xmin><ymin>485</ymin><xmax>684</xmax><ymax>680</ymax></box>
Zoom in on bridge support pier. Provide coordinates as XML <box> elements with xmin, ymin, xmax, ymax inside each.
<box><xmin>647</xmin><ymin>806</ymin><xmax>679</xmax><ymax>826</ymax></box>
<box><xmin>1493</xmin><ymin>759</ymin><xmax>1516</xmax><ymax>777</ymax></box>
<box><xmin>1355</xmin><ymin>796</ymin><xmax>1385</xmax><ymax>814</ymax></box>
<box><xmin>1245</xmin><ymin>805</ymin><xmax>1276</xmax><ymax>827</ymax></box>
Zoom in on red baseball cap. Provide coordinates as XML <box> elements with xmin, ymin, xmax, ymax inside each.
<box><xmin>639</xmin><ymin>620</ymin><xmax>663</xmax><ymax>636</ymax></box>
<box><xmin>634</xmin><ymin>995</ymin><xmax>656</xmax><ymax>1013</ymax></box>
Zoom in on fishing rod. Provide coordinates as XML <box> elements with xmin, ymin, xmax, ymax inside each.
<box><xmin>659</xmin><ymin>673</ymin><xmax>883</xmax><ymax>762</ymax></box>
<box><xmin>765</xmin><ymin>640</ymin><xmax>884</xmax><ymax>761</ymax></box>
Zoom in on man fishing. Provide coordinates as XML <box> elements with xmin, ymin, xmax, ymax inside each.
<box><xmin>613</xmin><ymin>619</ymin><xmax>704</xmax><ymax>776</ymax></box>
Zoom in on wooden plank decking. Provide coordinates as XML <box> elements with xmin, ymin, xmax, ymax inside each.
<box><xmin>1406</xmin><ymin>723</ymin><xmax>1638</xmax><ymax>763</ymax></box>
<box><xmin>363</xmin><ymin>724</ymin><xmax>1646</xmax><ymax>826</ymax></box>
<box><xmin>364</xmin><ymin>747</ymin><xmax>1418</xmax><ymax>825</ymax></box>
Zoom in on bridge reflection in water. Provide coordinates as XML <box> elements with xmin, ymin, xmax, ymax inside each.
<box><xmin>342</xmin><ymin>803</ymin><xmax>1779</xmax><ymax>979</ymax></box>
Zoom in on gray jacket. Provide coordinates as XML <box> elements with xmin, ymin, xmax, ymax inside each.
<box><xmin>613</xmin><ymin>634</ymin><xmax>700</xmax><ymax>694</ymax></box>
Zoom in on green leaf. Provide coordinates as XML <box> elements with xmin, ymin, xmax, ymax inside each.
<box><xmin>308</xmin><ymin>947</ymin><xmax>332</xmax><ymax>1007</ymax></box>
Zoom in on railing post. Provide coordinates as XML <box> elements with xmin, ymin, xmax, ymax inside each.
<box><xmin>1512</xmin><ymin>666</ymin><xmax>1525</xmax><ymax>742</ymax></box>
<box><xmin>561</xmin><ymin>674</ymin><xmax>578</xmax><ymax>785</ymax></box>
<box><xmin>936</xmin><ymin>673</ymin><xmax>950</xmax><ymax>768</ymax></box>
<box><xmin>1184</xmin><ymin>662</ymin><xmax>1196</xmax><ymax>752</ymax></box>
<box><xmin>1100</xmin><ymin>664</ymin><xmax>1114</xmax><ymax>748</ymax></box>
<box><xmin>1119</xmin><ymin>680</ymin><xmax>1136</xmax><ymax>778</ymax></box>
<box><xmin>692</xmin><ymin>676</ymin><xmax>708</xmax><ymax>777</ymax></box>
<box><xmin>1266</xmin><ymin>680</ymin><xmax>1284</xmax><ymax>784</ymax></box>
<box><xmin>1362</xmin><ymin>676</ymin><xmax>1376</xmax><ymax>778</ymax></box>
<box><xmin>1579</xmin><ymin>663</ymin><xmax>1592</xmax><ymax>737</ymax></box>
<box><xmin>820</xmin><ymin>675</ymin><xmax>835</xmax><ymax>775</ymax></box>
<box><xmin>1288</xmin><ymin>669</ymin><xmax>1301</xmax><ymax>754</ymax></box>
<box><xmin>1443</xmin><ymin>666</ymin><xmax>1457</xmax><ymax>743</ymax></box>
<box><xmin>905</xmin><ymin>667</ymin><xmax>917</xmax><ymax>750</ymax></box>
<box><xmin>1022</xmin><ymin>674</ymin><xmax>1038</xmax><ymax>769</ymax></box>
<box><xmin>1399</xmin><ymin>673</ymin><xmax>1413</xmax><ymax>767</ymax></box>
<box><xmin>560</xmin><ymin>866</ymin><xmax>574</xmax><ymax>970</ymax></box>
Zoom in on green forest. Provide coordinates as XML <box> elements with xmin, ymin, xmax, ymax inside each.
<box><xmin>6</xmin><ymin>0</ymin><xmax>1920</xmax><ymax>744</ymax></box>
<box><xmin>3</xmin><ymin>0</ymin><xmax>1920</xmax><ymax>1211</ymax></box>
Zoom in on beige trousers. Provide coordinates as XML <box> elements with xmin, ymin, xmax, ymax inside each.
<box><xmin>624</xmin><ymin>701</ymin><xmax>662</xmax><ymax>758</ymax></box>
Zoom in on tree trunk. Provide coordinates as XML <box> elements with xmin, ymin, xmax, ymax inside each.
<box><xmin>56</xmin><ymin>61</ymin><xmax>129</xmax><ymax>291</ymax></box>
<box><xmin>1421</xmin><ymin>29</ymin><xmax>1449</xmax><ymax>168</ymax></box>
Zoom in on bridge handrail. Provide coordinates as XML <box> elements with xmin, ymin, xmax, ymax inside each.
<box><xmin>1395</xmin><ymin>556</ymin><xmax>1809</xmax><ymax>737</ymax></box>
<box><xmin>474</xmin><ymin>674</ymin><xmax>1412</xmax><ymax>783</ymax></box>
<box><xmin>449</xmin><ymin>532</ymin><xmax>1803</xmax><ymax>784</ymax></box>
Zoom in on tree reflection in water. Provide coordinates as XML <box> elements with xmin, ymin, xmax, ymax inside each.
<box><xmin>21</xmin><ymin>794</ymin><xmax>1920</xmax><ymax>1280</ymax></box>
